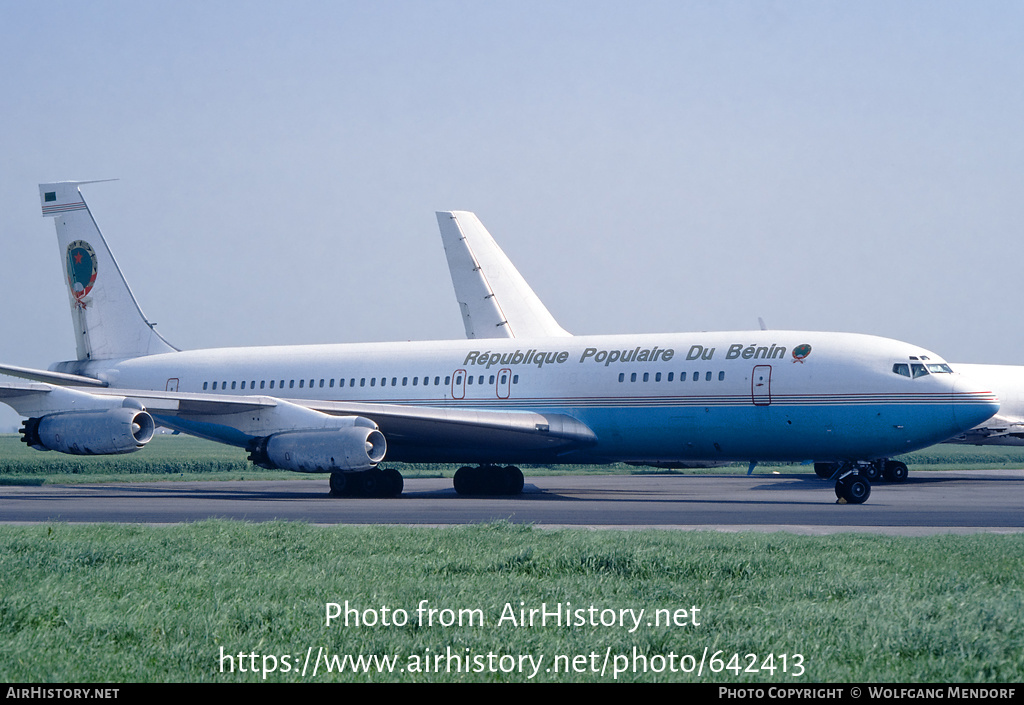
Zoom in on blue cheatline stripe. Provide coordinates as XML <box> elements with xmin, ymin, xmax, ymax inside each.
<box><xmin>309</xmin><ymin>391</ymin><xmax>996</xmax><ymax>410</ymax></box>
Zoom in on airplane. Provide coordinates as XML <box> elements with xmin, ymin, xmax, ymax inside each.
<box><xmin>438</xmin><ymin>211</ymin><xmax>1024</xmax><ymax>483</ymax></box>
<box><xmin>0</xmin><ymin>181</ymin><xmax>1001</xmax><ymax>505</ymax></box>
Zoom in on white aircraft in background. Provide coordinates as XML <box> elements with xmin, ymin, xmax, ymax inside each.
<box><xmin>0</xmin><ymin>183</ymin><xmax>1001</xmax><ymax>504</ymax></box>
<box><xmin>438</xmin><ymin>211</ymin><xmax>1024</xmax><ymax>483</ymax></box>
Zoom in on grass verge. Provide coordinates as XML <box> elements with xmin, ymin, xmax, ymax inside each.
<box><xmin>1</xmin><ymin>522</ymin><xmax>1021</xmax><ymax>682</ymax></box>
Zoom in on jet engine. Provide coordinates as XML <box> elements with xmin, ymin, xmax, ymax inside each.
<box><xmin>247</xmin><ymin>425</ymin><xmax>387</xmax><ymax>473</ymax></box>
<box><xmin>21</xmin><ymin>408</ymin><xmax>157</xmax><ymax>455</ymax></box>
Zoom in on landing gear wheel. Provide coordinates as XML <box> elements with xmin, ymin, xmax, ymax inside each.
<box><xmin>863</xmin><ymin>461</ymin><xmax>883</xmax><ymax>483</ymax></box>
<box><xmin>329</xmin><ymin>472</ymin><xmax>348</xmax><ymax>496</ymax></box>
<box><xmin>360</xmin><ymin>469</ymin><xmax>389</xmax><ymax>497</ymax></box>
<box><xmin>814</xmin><ymin>462</ymin><xmax>837</xmax><ymax>479</ymax></box>
<box><xmin>502</xmin><ymin>466</ymin><xmax>525</xmax><ymax>495</ymax></box>
<box><xmin>453</xmin><ymin>465</ymin><xmax>524</xmax><ymax>495</ymax></box>
<box><xmin>453</xmin><ymin>466</ymin><xmax>476</xmax><ymax>495</ymax></box>
<box><xmin>382</xmin><ymin>467</ymin><xmax>404</xmax><ymax>497</ymax></box>
<box><xmin>835</xmin><ymin>473</ymin><xmax>871</xmax><ymax>504</ymax></box>
<box><xmin>883</xmin><ymin>461</ymin><xmax>908</xmax><ymax>483</ymax></box>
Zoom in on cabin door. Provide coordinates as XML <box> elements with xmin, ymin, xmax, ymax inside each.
<box><xmin>496</xmin><ymin>368</ymin><xmax>512</xmax><ymax>399</ymax></box>
<box><xmin>451</xmin><ymin>369</ymin><xmax>467</xmax><ymax>399</ymax></box>
<box><xmin>751</xmin><ymin>365</ymin><xmax>771</xmax><ymax>406</ymax></box>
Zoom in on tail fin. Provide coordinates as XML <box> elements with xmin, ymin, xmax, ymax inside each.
<box><xmin>39</xmin><ymin>181</ymin><xmax>177</xmax><ymax>361</ymax></box>
<box><xmin>436</xmin><ymin>211</ymin><xmax>571</xmax><ymax>339</ymax></box>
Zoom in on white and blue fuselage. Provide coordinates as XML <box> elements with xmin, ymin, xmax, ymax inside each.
<box><xmin>72</xmin><ymin>330</ymin><xmax>996</xmax><ymax>465</ymax></box>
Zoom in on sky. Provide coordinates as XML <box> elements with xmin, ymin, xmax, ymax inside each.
<box><xmin>1</xmin><ymin>1</ymin><xmax>1022</xmax><ymax>430</ymax></box>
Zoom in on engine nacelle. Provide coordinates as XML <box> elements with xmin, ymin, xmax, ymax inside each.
<box><xmin>21</xmin><ymin>408</ymin><xmax>157</xmax><ymax>455</ymax></box>
<box><xmin>248</xmin><ymin>426</ymin><xmax>387</xmax><ymax>473</ymax></box>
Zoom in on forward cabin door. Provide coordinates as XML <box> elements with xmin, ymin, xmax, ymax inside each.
<box><xmin>751</xmin><ymin>365</ymin><xmax>771</xmax><ymax>406</ymax></box>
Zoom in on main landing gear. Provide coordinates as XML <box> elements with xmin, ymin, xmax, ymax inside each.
<box><xmin>329</xmin><ymin>468</ymin><xmax>404</xmax><ymax>498</ymax></box>
<box><xmin>814</xmin><ymin>459</ymin><xmax>909</xmax><ymax>484</ymax></box>
<box><xmin>453</xmin><ymin>465</ymin><xmax>525</xmax><ymax>496</ymax></box>
<box><xmin>812</xmin><ymin>459</ymin><xmax>909</xmax><ymax>505</ymax></box>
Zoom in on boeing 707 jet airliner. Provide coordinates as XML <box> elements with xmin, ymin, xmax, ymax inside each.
<box><xmin>0</xmin><ymin>182</ymin><xmax>1000</xmax><ymax>504</ymax></box>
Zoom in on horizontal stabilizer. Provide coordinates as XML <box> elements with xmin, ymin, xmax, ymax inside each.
<box><xmin>0</xmin><ymin>362</ymin><xmax>107</xmax><ymax>387</ymax></box>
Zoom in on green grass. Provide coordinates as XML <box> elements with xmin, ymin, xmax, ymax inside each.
<box><xmin>0</xmin><ymin>522</ymin><xmax>1021</xmax><ymax>683</ymax></box>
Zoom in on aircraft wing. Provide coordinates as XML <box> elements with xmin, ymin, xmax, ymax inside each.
<box><xmin>944</xmin><ymin>363</ymin><xmax>1024</xmax><ymax>446</ymax></box>
<box><xmin>0</xmin><ymin>381</ymin><xmax>597</xmax><ymax>463</ymax></box>
<box><xmin>944</xmin><ymin>414</ymin><xmax>1024</xmax><ymax>446</ymax></box>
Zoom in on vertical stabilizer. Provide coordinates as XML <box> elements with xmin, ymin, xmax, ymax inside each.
<box><xmin>39</xmin><ymin>181</ymin><xmax>178</xmax><ymax>361</ymax></box>
<box><xmin>436</xmin><ymin>211</ymin><xmax>571</xmax><ymax>339</ymax></box>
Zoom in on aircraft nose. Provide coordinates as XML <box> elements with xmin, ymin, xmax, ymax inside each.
<box><xmin>953</xmin><ymin>376</ymin><xmax>1000</xmax><ymax>431</ymax></box>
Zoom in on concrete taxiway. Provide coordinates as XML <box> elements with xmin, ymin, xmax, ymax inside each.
<box><xmin>1</xmin><ymin>470</ymin><xmax>1022</xmax><ymax>534</ymax></box>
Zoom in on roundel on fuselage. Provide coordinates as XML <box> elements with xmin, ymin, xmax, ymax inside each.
<box><xmin>66</xmin><ymin>240</ymin><xmax>98</xmax><ymax>307</ymax></box>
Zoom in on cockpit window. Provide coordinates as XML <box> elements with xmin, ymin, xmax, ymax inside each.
<box><xmin>894</xmin><ymin>361</ymin><xmax>952</xmax><ymax>378</ymax></box>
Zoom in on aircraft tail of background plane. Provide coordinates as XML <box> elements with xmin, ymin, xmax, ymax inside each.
<box><xmin>436</xmin><ymin>211</ymin><xmax>571</xmax><ymax>339</ymax></box>
<box><xmin>39</xmin><ymin>181</ymin><xmax>178</xmax><ymax>362</ymax></box>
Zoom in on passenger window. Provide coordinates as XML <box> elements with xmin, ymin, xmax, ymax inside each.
<box><xmin>705</xmin><ymin>371</ymin><xmax>712</xmax><ymax>381</ymax></box>
<box><xmin>618</xmin><ymin>373</ymin><xmax>625</xmax><ymax>383</ymax></box>
<box><xmin>445</xmin><ymin>376</ymin><xmax>451</xmax><ymax>385</ymax></box>
<box><xmin>261</xmin><ymin>381</ymin><xmax>266</xmax><ymax>389</ymax></box>
<box><xmin>643</xmin><ymin>372</ymin><xmax>649</xmax><ymax>382</ymax></box>
<box><xmin>299</xmin><ymin>379</ymin><xmax>304</xmax><ymax>388</ymax></box>
<box><xmin>468</xmin><ymin>375</ymin><xmax>474</xmax><ymax>385</ymax></box>
<box><xmin>269</xmin><ymin>380</ymin><xmax>275</xmax><ymax>389</ymax></box>
<box><xmin>513</xmin><ymin>375</ymin><xmax>519</xmax><ymax>384</ymax></box>
<box><xmin>435</xmin><ymin>376</ymin><xmax>441</xmax><ymax>385</ymax></box>
<box><xmin>631</xmin><ymin>373</ymin><xmax>637</xmax><ymax>382</ymax></box>
<box><xmin>203</xmin><ymin>382</ymin><xmax>209</xmax><ymax>390</ymax></box>
<box><xmin>655</xmin><ymin>372</ymin><xmax>661</xmax><ymax>382</ymax></box>
<box><xmin>718</xmin><ymin>371</ymin><xmax>725</xmax><ymax>381</ymax></box>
